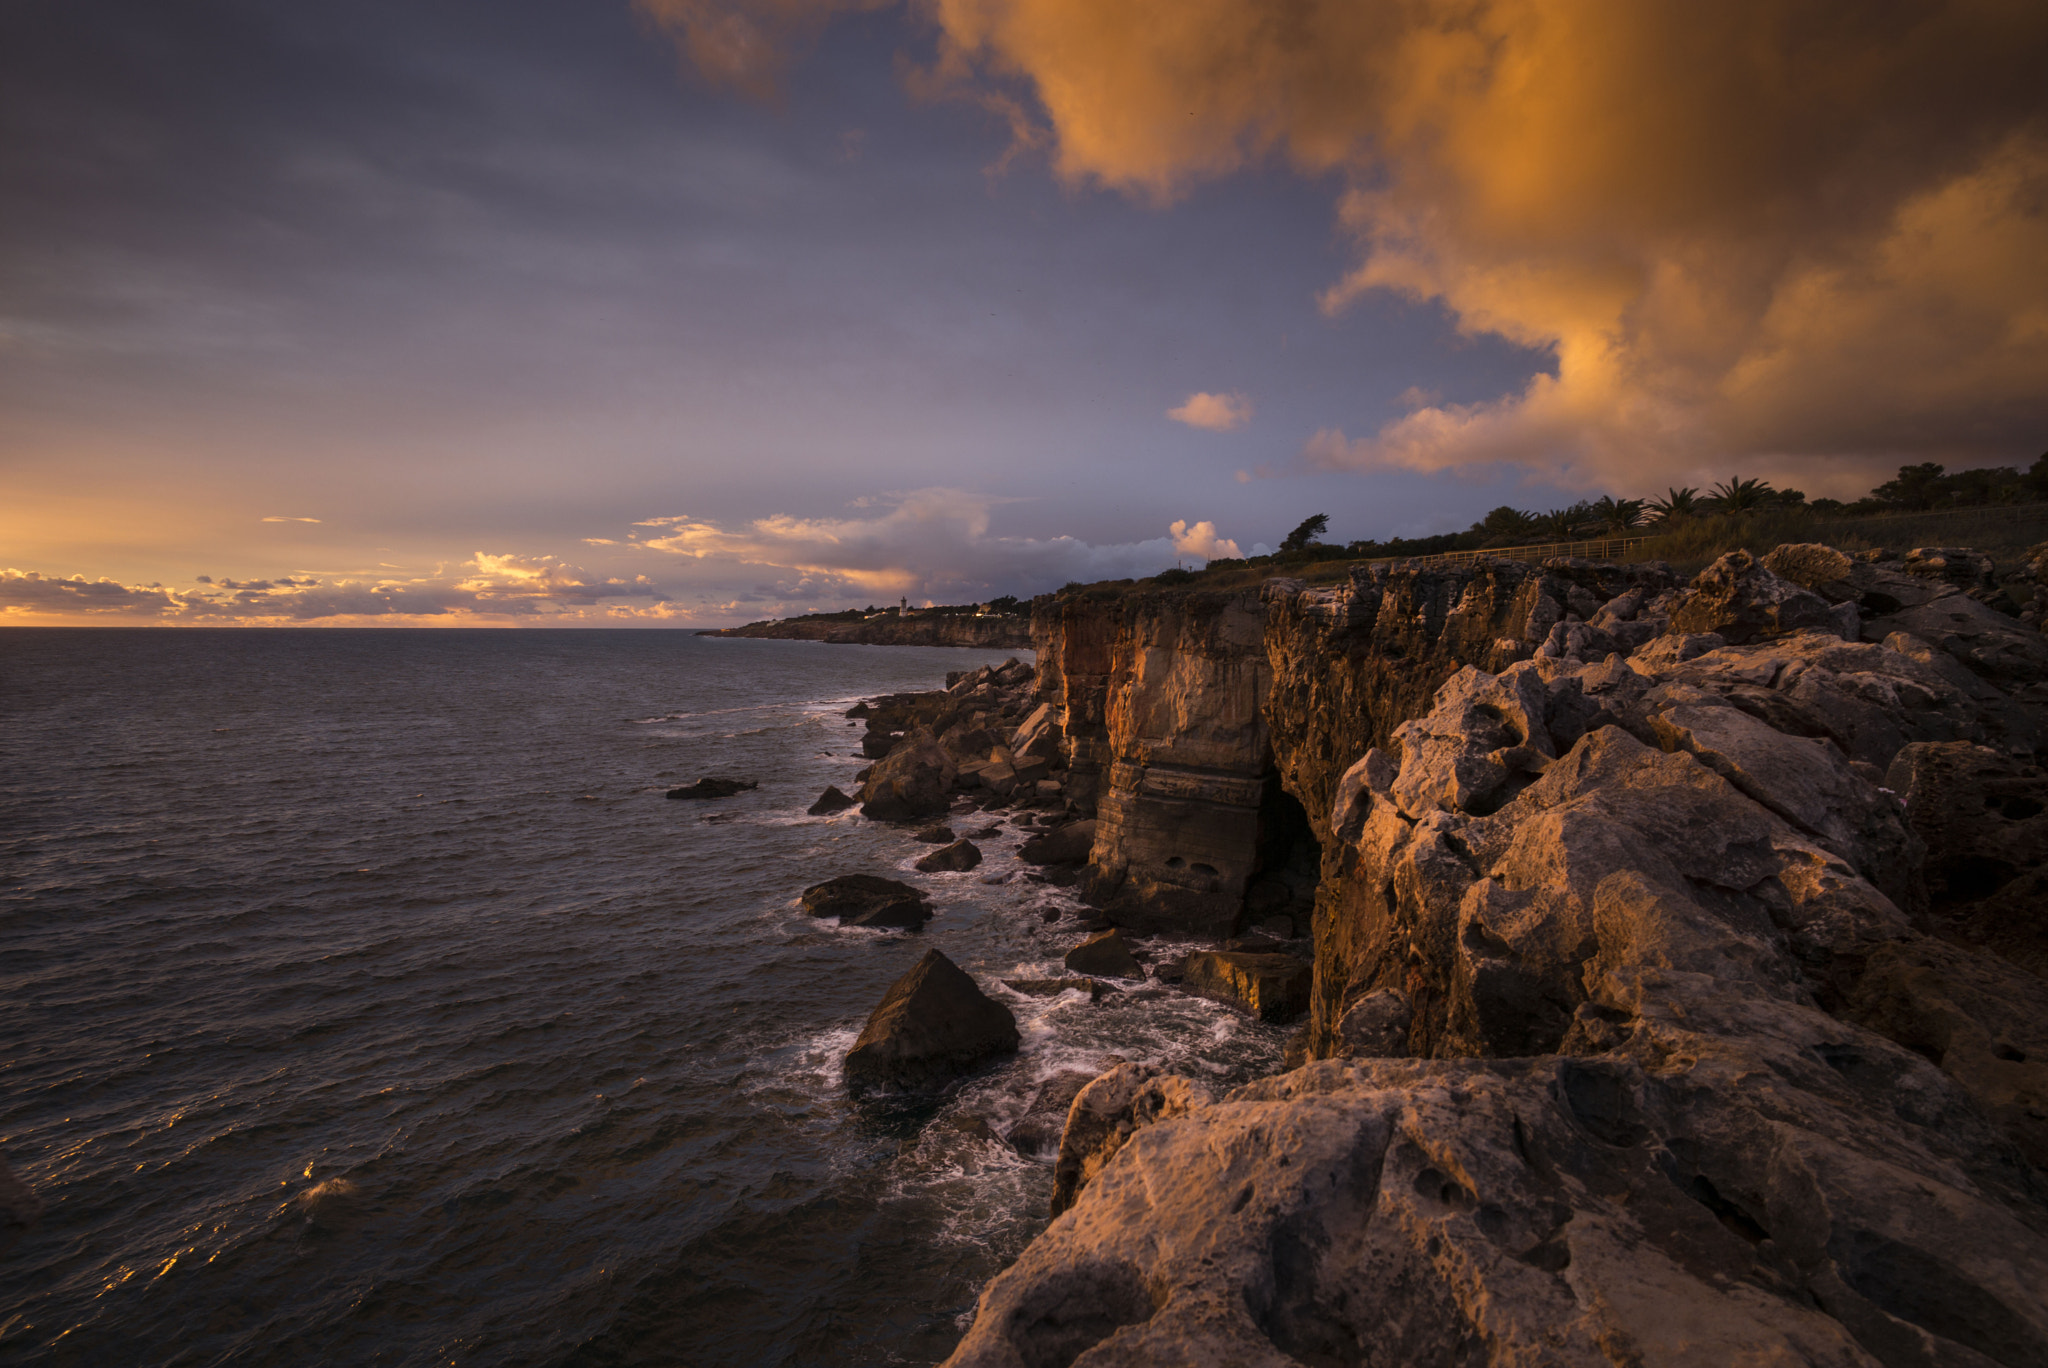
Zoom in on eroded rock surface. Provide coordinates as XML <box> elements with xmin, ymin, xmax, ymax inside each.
<box><xmin>944</xmin><ymin>541</ymin><xmax>2048</xmax><ymax>1368</ymax></box>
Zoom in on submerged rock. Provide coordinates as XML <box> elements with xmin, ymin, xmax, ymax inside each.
<box><xmin>912</xmin><ymin>824</ymin><xmax>955</xmax><ymax>844</ymax></box>
<box><xmin>664</xmin><ymin>776</ymin><xmax>757</xmax><ymax>800</ymax></box>
<box><xmin>805</xmin><ymin>784</ymin><xmax>856</xmax><ymax>815</ymax></box>
<box><xmin>1062</xmin><ymin>928</ymin><xmax>1141</xmax><ymax>979</ymax></box>
<box><xmin>1001</xmin><ymin>977</ymin><xmax>1116</xmax><ymax>1001</ymax></box>
<box><xmin>799</xmin><ymin>874</ymin><xmax>932</xmax><ymax>930</ymax></box>
<box><xmin>914</xmin><ymin>839</ymin><xmax>982</xmax><ymax>873</ymax></box>
<box><xmin>843</xmin><ymin>949</ymin><xmax>1019</xmax><ymax>1094</ymax></box>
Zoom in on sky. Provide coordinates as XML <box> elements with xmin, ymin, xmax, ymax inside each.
<box><xmin>3</xmin><ymin>0</ymin><xmax>2045</xmax><ymax>626</ymax></box>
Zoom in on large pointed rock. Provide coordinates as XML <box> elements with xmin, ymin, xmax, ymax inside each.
<box><xmin>844</xmin><ymin>950</ymin><xmax>1019</xmax><ymax>1094</ymax></box>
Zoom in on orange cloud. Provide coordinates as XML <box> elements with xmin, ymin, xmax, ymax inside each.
<box><xmin>651</xmin><ymin>0</ymin><xmax>2048</xmax><ymax>486</ymax></box>
<box><xmin>1167</xmin><ymin>390</ymin><xmax>1253</xmax><ymax>432</ymax></box>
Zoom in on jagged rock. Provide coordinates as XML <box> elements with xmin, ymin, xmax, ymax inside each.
<box><xmin>859</xmin><ymin>730</ymin><xmax>902</xmax><ymax>760</ymax></box>
<box><xmin>799</xmin><ymin>874</ymin><xmax>932</xmax><ymax>930</ymax></box>
<box><xmin>843</xmin><ymin>949</ymin><xmax>1018</xmax><ymax>1094</ymax></box>
<box><xmin>1871</xmin><ymin>590</ymin><xmax>2048</xmax><ymax>685</ymax></box>
<box><xmin>1011</xmin><ymin>701</ymin><xmax>1062</xmax><ymax>760</ymax></box>
<box><xmin>912</xmin><ymin>824</ymin><xmax>955</xmax><ymax>843</ymax></box>
<box><xmin>858</xmin><ymin>728</ymin><xmax>957</xmax><ymax>822</ymax></box>
<box><xmin>664</xmin><ymin>776</ymin><xmax>757</xmax><ymax>799</ymax></box>
<box><xmin>1063</xmin><ymin>928</ymin><xmax>1142</xmax><ymax>979</ymax></box>
<box><xmin>1002</xmin><ymin>977</ymin><xmax>1117</xmax><ymax>1000</ymax></box>
<box><xmin>806</xmin><ymin>785</ymin><xmax>856</xmax><ymax>815</ymax></box>
<box><xmin>1047</xmin><ymin>1063</ymin><xmax>1212</xmax><ymax>1217</ymax></box>
<box><xmin>1019</xmin><ymin>819</ymin><xmax>1096</xmax><ymax>866</ymax></box>
<box><xmin>1667</xmin><ymin>549</ymin><xmax>1841</xmax><ymax>643</ymax></box>
<box><xmin>1334</xmin><ymin>987</ymin><xmax>1412</xmax><ymax>1056</ymax></box>
<box><xmin>1180</xmin><ymin>950</ymin><xmax>1313</xmax><ymax>1022</ymax></box>
<box><xmin>1904</xmin><ymin>545</ymin><xmax>1996</xmax><ymax>589</ymax></box>
<box><xmin>1887</xmin><ymin>741</ymin><xmax>2048</xmax><ymax>976</ymax></box>
<box><xmin>914</xmin><ymin>839</ymin><xmax>982</xmax><ymax>873</ymax></box>
<box><xmin>978</xmin><ymin>760</ymin><xmax>1018</xmax><ymax>796</ymax></box>
<box><xmin>1761</xmin><ymin>541</ymin><xmax>1859</xmax><ymax>599</ymax></box>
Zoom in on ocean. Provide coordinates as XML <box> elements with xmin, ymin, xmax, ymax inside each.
<box><xmin>0</xmin><ymin>629</ymin><xmax>1282</xmax><ymax>1367</ymax></box>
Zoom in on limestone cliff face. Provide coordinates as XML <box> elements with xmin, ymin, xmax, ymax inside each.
<box><xmin>961</xmin><ymin>549</ymin><xmax>2048</xmax><ymax>1368</ymax></box>
<box><xmin>1034</xmin><ymin>589</ymin><xmax>1275</xmax><ymax>936</ymax></box>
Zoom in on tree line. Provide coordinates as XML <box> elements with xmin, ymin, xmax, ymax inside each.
<box><xmin>1230</xmin><ymin>455</ymin><xmax>2048</xmax><ymax>565</ymax></box>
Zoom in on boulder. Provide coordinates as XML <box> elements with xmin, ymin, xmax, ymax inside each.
<box><xmin>1886</xmin><ymin>741</ymin><xmax>2048</xmax><ymax>976</ymax></box>
<box><xmin>1181</xmin><ymin>951</ymin><xmax>1314</xmax><ymax>1022</ymax></box>
<box><xmin>665</xmin><ymin>776</ymin><xmax>756</xmax><ymax>800</ymax></box>
<box><xmin>912</xmin><ymin>824</ymin><xmax>955</xmax><ymax>843</ymax></box>
<box><xmin>1063</xmin><ymin>928</ymin><xmax>1142</xmax><ymax>979</ymax></box>
<box><xmin>800</xmin><ymin>874</ymin><xmax>932</xmax><ymax>930</ymax></box>
<box><xmin>1872</xmin><ymin>591</ymin><xmax>2048</xmax><ymax>686</ymax></box>
<box><xmin>1047</xmin><ymin>1063</ymin><xmax>1213</xmax><ymax>1217</ymax></box>
<box><xmin>843</xmin><ymin>949</ymin><xmax>1019</xmax><ymax>1094</ymax></box>
<box><xmin>805</xmin><ymin>785</ymin><xmax>856</xmax><ymax>816</ymax></box>
<box><xmin>1667</xmin><ymin>549</ymin><xmax>1841</xmax><ymax>644</ymax></box>
<box><xmin>1019</xmin><ymin>818</ymin><xmax>1097</xmax><ymax>866</ymax></box>
<box><xmin>859</xmin><ymin>730</ymin><xmax>902</xmax><ymax>760</ymax></box>
<box><xmin>1010</xmin><ymin>701</ymin><xmax>1063</xmax><ymax>760</ymax></box>
<box><xmin>914</xmin><ymin>839</ymin><xmax>982</xmax><ymax>873</ymax></box>
<box><xmin>1335</xmin><ymin>987</ymin><xmax>1413</xmax><ymax>1056</ymax></box>
<box><xmin>1760</xmin><ymin>541</ymin><xmax>1859</xmax><ymax>600</ymax></box>
<box><xmin>857</xmin><ymin>728</ymin><xmax>957</xmax><ymax>822</ymax></box>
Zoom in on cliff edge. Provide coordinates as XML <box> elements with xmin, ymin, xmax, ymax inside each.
<box><xmin>944</xmin><ymin>544</ymin><xmax>2048</xmax><ymax>1367</ymax></box>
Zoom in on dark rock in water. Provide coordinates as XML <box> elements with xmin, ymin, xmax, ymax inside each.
<box><xmin>1063</xmin><ymin>928</ymin><xmax>1142</xmax><ymax>979</ymax></box>
<box><xmin>1019</xmin><ymin>818</ymin><xmax>1096</xmax><ymax>865</ymax></box>
<box><xmin>1180</xmin><ymin>950</ymin><xmax>1313</xmax><ymax>1022</ymax></box>
<box><xmin>860</xmin><ymin>730</ymin><xmax>901</xmax><ymax>760</ymax></box>
<box><xmin>0</xmin><ymin>1158</ymin><xmax>42</xmax><ymax>1226</ymax></box>
<box><xmin>806</xmin><ymin>785</ymin><xmax>856</xmax><ymax>816</ymax></box>
<box><xmin>1004</xmin><ymin>1114</ymin><xmax>1064</xmax><ymax>1157</ymax></box>
<box><xmin>844</xmin><ymin>949</ymin><xmax>1020</xmax><ymax>1093</ymax></box>
<box><xmin>912</xmin><ymin>825</ymin><xmax>955</xmax><ymax>844</ymax></box>
<box><xmin>1038</xmin><ymin>906</ymin><xmax>1062</xmax><ymax>922</ymax></box>
<box><xmin>915</xmin><ymin>839</ymin><xmax>981</xmax><ymax>873</ymax></box>
<box><xmin>665</xmin><ymin>776</ymin><xmax>757</xmax><ymax>800</ymax></box>
<box><xmin>965</xmin><ymin>824</ymin><xmax>1001</xmax><ymax>838</ymax></box>
<box><xmin>1002</xmin><ymin>977</ymin><xmax>1116</xmax><ymax>1001</ymax></box>
<box><xmin>800</xmin><ymin>874</ymin><xmax>933</xmax><ymax>930</ymax></box>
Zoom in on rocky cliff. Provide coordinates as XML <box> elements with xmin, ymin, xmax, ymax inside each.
<box><xmin>699</xmin><ymin>613</ymin><xmax>1031</xmax><ymax>649</ymax></box>
<box><xmin>944</xmin><ymin>545</ymin><xmax>2048</xmax><ymax>1367</ymax></box>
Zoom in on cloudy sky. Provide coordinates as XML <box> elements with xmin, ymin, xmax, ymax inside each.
<box><xmin>5</xmin><ymin>0</ymin><xmax>2045</xmax><ymax>625</ymax></box>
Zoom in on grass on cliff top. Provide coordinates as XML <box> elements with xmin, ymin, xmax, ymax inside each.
<box><xmin>1063</xmin><ymin>506</ymin><xmax>2048</xmax><ymax>601</ymax></box>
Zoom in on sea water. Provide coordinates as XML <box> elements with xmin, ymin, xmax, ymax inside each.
<box><xmin>0</xmin><ymin>629</ymin><xmax>1282</xmax><ymax>1367</ymax></box>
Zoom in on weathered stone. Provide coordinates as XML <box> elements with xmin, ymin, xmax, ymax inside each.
<box><xmin>914</xmin><ymin>839</ymin><xmax>982</xmax><ymax>873</ymax></box>
<box><xmin>1761</xmin><ymin>541</ymin><xmax>1859</xmax><ymax>599</ymax></box>
<box><xmin>1181</xmin><ymin>950</ymin><xmax>1313</xmax><ymax>1022</ymax></box>
<box><xmin>805</xmin><ymin>784</ymin><xmax>856</xmax><ymax>815</ymax></box>
<box><xmin>800</xmin><ymin>874</ymin><xmax>932</xmax><ymax>930</ymax></box>
<box><xmin>664</xmin><ymin>776</ymin><xmax>756</xmax><ymax>799</ymax></box>
<box><xmin>1019</xmin><ymin>818</ymin><xmax>1097</xmax><ymax>866</ymax></box>
<box><xmin>1334</xmin><ymin>987</ymin><xmax>1412</xmax><ymax>1057</ymax></box>
<box><xmin>912</xmin><ymin>824</ymin><xmax>955</xmax><ymax>843</ymax></box>
<box><xmin>857</xmin><ymin>728</ymin><xmax>957</xmax><ymax>822</ymax></box>
<box><xmin>1872</xmin><ymin>590</ymin><xmax>2048</xmax><ymax>686</ymax></box>
<box><xmin>1063</xmin><ymin>929</ymin><xmax>1142</xmax><ymax>979</ymax></box>
<box><xmin>1886</xmin><ymin>741</ymin><xmax>2048</xmax><ymax>976</ymax></box>
<box><xmin>843</xmin><ymin>949</ymin><xmax>1019</xmax><ymax>1094</ymax></box>
<box><xmin>1047</xmin><ymin>1063</ymin><xmax>1212</xmax><ymax>1218</ymax></box>
<box><xmin>1667</xmin><ymin>549</ymin><xmax>1841</xmax><ymax>643</ymax></box>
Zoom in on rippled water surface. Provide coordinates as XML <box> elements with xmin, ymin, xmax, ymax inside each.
<box><xmin>0</xmin><ymin>629</ymin><xmax>1282</xmax><ymax>1367</ymax></box>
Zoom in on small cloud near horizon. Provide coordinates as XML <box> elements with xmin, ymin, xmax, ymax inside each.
<box><xmin>1167</xmin><ymin>391</ymin><xmax>1253</xmax><ymax>432</ymax></box>
<box><xmin>262</xmin><ymin>516</ymin><xmax>321</xmax><ymax>523</ymax></box>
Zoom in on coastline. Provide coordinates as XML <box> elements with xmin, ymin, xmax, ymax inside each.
<box><xmin>698</xmin><ymin>614</ymin><xmax>1032</xmax><ymax>650</ymax></box>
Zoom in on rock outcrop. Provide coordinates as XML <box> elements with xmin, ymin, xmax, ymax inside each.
<box><xmin>800</xmin><ymin>874</ymin><xmax>933</xmax><ymax>930</ymax></box>
<box><xmin>915</xmin><ymin>839</ymin><xmax>982</xmax><ymax>873</ymax></box>
<box><xmin>1180</xmin><ymin>950</ymin><xmax>1312</xmax><ymax>1023</ymax></box>
<box><xmin>1062</xmin><ymin>928</ymin><xmax>1142</xmax><ymax>979</ymax></box>
<box><xmin>844</xmin><ymin>950</ymin><xmax>1020</xmax><ymax>1094</ymax></box>
<box><xmin>940</xmin><ymin>543</ymin><xmax>2048</xmax><ymax>1368</ymax></box>
<box><xmin>664</xmin><ymin>776</ymin><xmax>756</xmax><ymax>799</ymax></box>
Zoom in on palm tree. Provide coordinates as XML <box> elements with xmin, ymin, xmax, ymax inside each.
<box><xmin>1586</xmin><ymin>495</ymin><xmax>1647</xmax><ymax>533</ymax></box>
<box><xmin>1645</xmin><ymin>487</ymin><xmax>1701</xmax><ymax>522</ymax></box>
<box><xmin>1707</xmin><ymin>476</ymin><xmax>1776</xmax><ymax>514</ymax></box>
<box><xmin>1534</xmin><ymin>506</ymin><xmax>1590</xmax><ymax>540</ymax></box>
